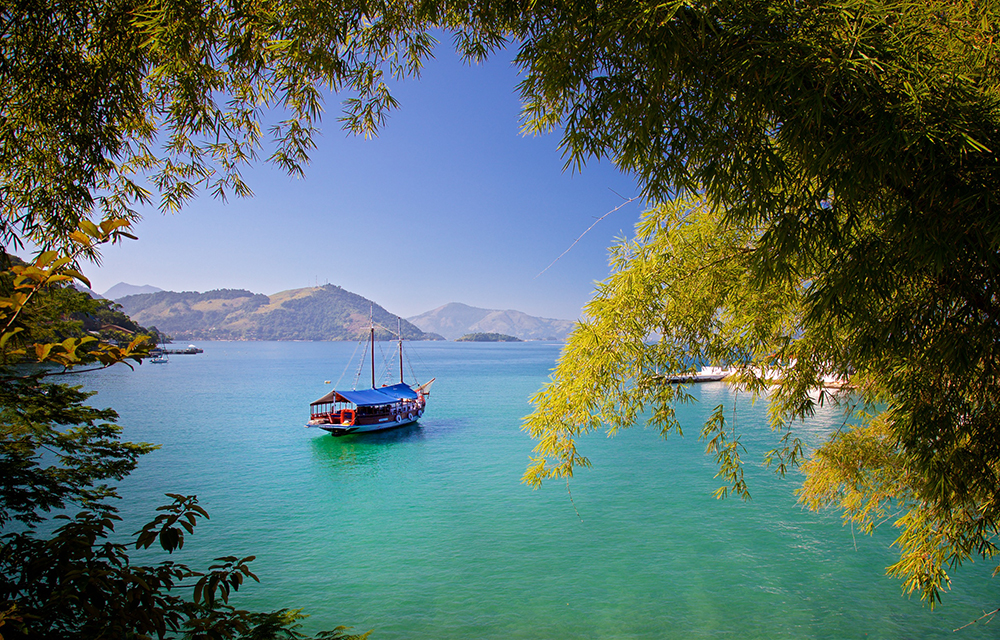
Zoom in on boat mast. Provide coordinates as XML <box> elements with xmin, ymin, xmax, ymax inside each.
<box><xmin>398</xmin><ymin>317</ymin><xmax>403</xmax><ymax>384</ymax></box>
<box><xmin>370</xmin><ymin>306</ymin><xmax>375</xmax><ymax>389</ymax></box>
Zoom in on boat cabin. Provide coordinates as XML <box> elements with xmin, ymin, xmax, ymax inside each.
<box><xmin>309</xmin><ymin>383</ymin><xmax>422</xmax><ymax>427</ymax></box>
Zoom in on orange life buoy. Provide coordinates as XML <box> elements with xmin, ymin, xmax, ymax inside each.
<box><xmin>340</xmin><ymin>409</ymin><xmax>356</xmax><ymax>426</ymax></box>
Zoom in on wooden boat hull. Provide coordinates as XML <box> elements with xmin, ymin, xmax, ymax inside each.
<box><xmin>308</xmin><ymin>407</ymin><xmax>425</xmax><ymax>436</ymax></box>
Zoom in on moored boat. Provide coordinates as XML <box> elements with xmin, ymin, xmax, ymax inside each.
<box><xmin>306</xmin><ymin>318</ymin><xmax>434</xmax><ymax>435</ymax></box>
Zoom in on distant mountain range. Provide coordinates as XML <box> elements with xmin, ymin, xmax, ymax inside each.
<box><xmin>109</xmin><ymin>282</ymin><xmax>575</xmax><ymax>342</ymax></box>
<box><xmin>70</xmin><ymin>283</ymin><xmax>104</xmax><ymax>299</ymax></box>
<box><xmin>407</xmin><ymin>303</ymin><xmax>575</xmax><ymax>341</ymax></box>
<box><xmin>116</xmin><ymin>285</ymin><xmax>441</xmax><ymax>341</ymax></box>
<box><xmin>103</xmin><ymin>282</ymin><xmax>163</xmax><ymax>299</ymax></box>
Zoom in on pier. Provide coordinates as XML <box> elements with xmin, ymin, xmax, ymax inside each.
<box><xmin>665</xmin><ymin>366</ymin><xmax>732</xmax><ymax>383</ymax></box>
<box><xmin>158</xmin><ymin>345</ymin><xmax>203</xmax><ymax>354</ymax></box>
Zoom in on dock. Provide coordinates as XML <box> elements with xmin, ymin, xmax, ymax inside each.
<box><xmin>664</xmin><ymin>367</ymin><xmax>850</xmax><ymax>388</ymax></box>
<box><xmin>158</xmin><ymin>345</ymin><xmax>204</xmax><ymax>355</ymax></box>
<box><xmin>665</xmin><ymin>366</ymin><xmax>732</xmax><ymax>383</ymax></box>
<box><xmin>664</xmin><ymin>373</ymin><xmax>729</xmax><ymax>383</ymax></box>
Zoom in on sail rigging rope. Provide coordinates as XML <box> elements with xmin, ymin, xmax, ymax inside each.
<box><xmin>335</xmin><ymin>318</ymin><xmax>425</xmax><ymax>390</ymax></box>
<box><xmin>333</xmin><ymin>336</ymin><xmax>365</xmax><ymax>391</ymax></box>
<box><xmin>375</xmin><ymin>338</ymin><xmax>394</xmax><ymax>386</ymax></box>
<box><xmin>404</xmin><ymin>349</ymin><xmax>420</xmax><ymax>384</ymax></box>
<box><xmin>352</xmin><ymin>334</ymin><xmax>369</xmax><ymax>390</ymax></box>
<box><xmin>372</xmin><ymin>319</ymin><xmax>420</xmax><ymax>385</ymax></box>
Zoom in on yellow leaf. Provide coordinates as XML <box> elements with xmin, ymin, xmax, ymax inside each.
<box><xmin>19</xmin><ymin>267</ymin><xmax>47</xmax><ymax>283</ymax></box>
<box><xmin>69</xmin><ymin>231</ymin><xmax>93</xmax><ymax>246</ymax></box>
<box><xmin>79</xmin><ymin>219</ymin><xmax>100</xmax><ymax>238</ymax></box>
<box><xmin>0</xmin><ymin>327</ymin><xmax>23</xmax><ymax>349</ymax></box>
<box><xmin>99</xmin><ymin>217</ymin><xmax>133</xmax><ymax>234</ymax></box>
<box><xmin>35</xmin><ymin>250</ymin><xmax>58</xmax><ymax>267</ymax></box>
<box><xmin>61</xmin><ymin>269</ymin><xmax>92</xmax><ymax>288</ymax></box>
<box><xmin>51</xmin><ymin>255</ymin><xmax>74</xmax><ymax>270</ymax></box>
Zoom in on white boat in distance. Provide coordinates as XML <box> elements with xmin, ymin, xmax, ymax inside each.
<box><xmin>306</xmin><ymin>319</ymin><xmax>434</xmax><ymax>436</ymax></box>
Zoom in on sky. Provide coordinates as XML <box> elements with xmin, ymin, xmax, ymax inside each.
<box><xmin>80</xmin><ymin>45</ymin><xmax>645</xmax><ymax>321</ymax></box>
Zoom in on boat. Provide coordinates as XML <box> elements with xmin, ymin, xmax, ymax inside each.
<box><xmin>159</xmin><ymin>345</ymin><xmax>204</xmax><ymax>354</ymax></box>
<box><xmin>664</xmin><ymin>366</ymin><xmax>730</xmax><ymax>383</ymax></box>
<box><xmin>306</xmin><ymin>318</ymin><xmax>434</xmax><ymax>435</ymax></box>
<box><xmin>150</xmin><ymin>349</ymin><xmax>169</xmax><ymax>364</ymax></box>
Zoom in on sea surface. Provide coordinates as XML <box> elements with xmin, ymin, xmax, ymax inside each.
<box><xmin>75</xmin><ymin>341</ymin><xmax>999</xmax><ymax>639</ymax></box>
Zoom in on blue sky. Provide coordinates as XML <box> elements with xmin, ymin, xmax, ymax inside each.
<box><xmin>84</xmin><ymin>45</ymin><xmax>644</xmax><ymax>321</ymax></box>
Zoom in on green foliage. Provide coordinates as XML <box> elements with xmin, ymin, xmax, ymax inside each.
<box><xmin>511</xmin><ymin>0</ymin><xmax>1000</xmax><ymax>607</ymax></box>
<box><xmin>0</xmin><ymin>376</ymin><xmax>155</xmax><ymax>529</ymax></box>
<box><xmin>3</xmin><ymin>254</ymin><xmax>164</xmax><ymax>356</ymax></box>
<box><xmin>0</xmin><ymin>0</ymin><xmax>446</xmax><ymax>255</ymax></box>
<box><xmin>1</xmin><ymin>228</ymin><xmax>153</xmax><ymax>369</ymax></box>
<box><xmin>1</xmin><ymin>490</ymin><xmax>370</xmax><ymax>639</ymax></box>
<box><xmin>526</xmin><ymin>192</ymin><xmax>1000</xmax><ymax>604</ymax></box>
<box><xmin>524</xmin><ymin>198</ymin><xmax>771</xmax><ymax>489</ymax></box>
<box><xmin>5</xmin><ymin>0</ymin><xmax>999</xmax><ymax>617</ymax></box>
<box><xmin>0</xmin><ymin>250</ymin><xmax>367</xmax><ymax>638</ymax></box>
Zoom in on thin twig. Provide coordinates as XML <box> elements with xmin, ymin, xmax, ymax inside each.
<box><xmin>32</xmin><ymin>364</ymin><xmax>127</xmax><ymax>377</ymax></box>
<box><xmin>536</xmin><ymin>195</ymin><xmax>640</xmax><ymax>278</ymax></box>
<box><xmin>953</xmin><ymin>606</ymin><xmax>999</xmax><ymax>632</ymax></box>
<box><xmin>5</xmin><ymin>362</ymin><xmax>126</xmax><ymax>381</ymax></box>
<box><xmin>566</xmin><ymin>478</ymin><xmax>583</xmax><ymax>522</ymax></box>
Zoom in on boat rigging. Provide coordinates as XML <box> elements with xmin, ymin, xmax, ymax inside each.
<box><xmin>306</xmin><ymin>317</ymin><xmax>434</xmax><ymax>436</ymax></box>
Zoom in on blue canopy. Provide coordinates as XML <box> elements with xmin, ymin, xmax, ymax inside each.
<box><xmin>310</xmin><ymin>383</ymin><xmax>418</xmax><ymax>407</ymax></box>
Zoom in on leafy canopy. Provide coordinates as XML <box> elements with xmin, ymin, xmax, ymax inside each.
<box><xmin>512</xmin><ymin>0</ymin><xmax>1000</xmax><ymax>606</ymax></box>
<box><xmin>4</xmin><ymin>0</ymin><xmax>999</xmax><ymax>617</ymax></box>
<box><xmin>0</xmin><ymin>236</ymin><xmax>369</xmax><ymax>638</ymax></box>
<box><xmin>1</xmin><ymin>0</ymin><xmax>524</xmax><ymax>258</ymax></box>
<box><xmin>2</xmin><ymin>0</ymin><xmax>449</xmax><ymax>253</ymax></box>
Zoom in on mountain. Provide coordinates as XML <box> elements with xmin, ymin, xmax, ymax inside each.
<box><xmin>408</xmin><ymin>302</ymin><xmax>575</xmax><ymax>341</ymax></box>
<box><xmin>116</xmin><ymin>285</ymin><xmax>442</xmax><ymax>341</ymax></box>
<box><xmin>69</xmin><ymin>283</ymin><xmax>104</xmax><ymax>299</ymax></box>
<box><xmin>103</xmin><ymin>282</ymin><xmax>164</xmax><ymax>300</ymax></box>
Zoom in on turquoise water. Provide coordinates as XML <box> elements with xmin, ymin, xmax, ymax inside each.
<box><xmin>77</xmin><ymin>341</ymin><xmax>998</xmax><ymax>639</ymax></box>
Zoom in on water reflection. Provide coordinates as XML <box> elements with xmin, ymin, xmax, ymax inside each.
<box><xmin>309</xmin><ymin>423</ymin><xmax>425</xmax><ymax>473</ymax></box>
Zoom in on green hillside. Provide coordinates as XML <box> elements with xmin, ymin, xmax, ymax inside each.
<box><xmin>455</xmin><ymin>332</ymin><xmax>523</xmax><ymax>342</ymax></box>
<box><xmin>1</xmin><ymin>255</ymin><xmax>167</xmax><ymax>352</ymax></box>
<box><xmin>117</xmin><ymin>285</ymin><xmax>441</xmax><ymax>341</ymax></box>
